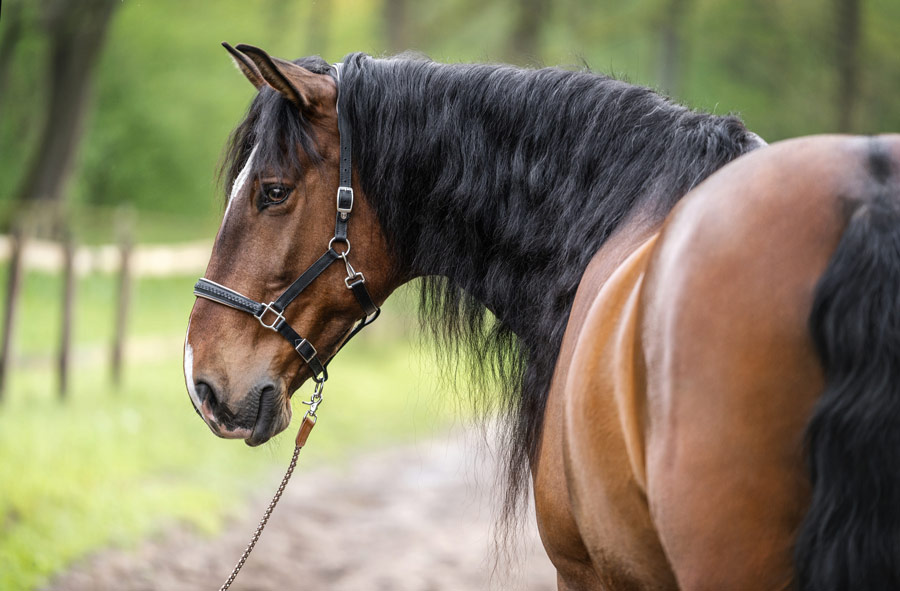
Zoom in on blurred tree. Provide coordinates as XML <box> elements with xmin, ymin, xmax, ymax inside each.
<box><xmin>658</xmin><ymin>0</ymin><xmax>691</xmax><ymax>97</ymax></box>
<box><xmin>0</xmin><ymin>1</ymin><xmax>25</xmax><ymax>104</ymax></box>
<box><xmin>12</xmin><ymin>0</ymin><xmax>117</xmax><ymax>208</ymax></box>
<box><xmin>509</xmin><ymin>0</ymin><xmax>549</xmax><ymax>63</ymax></box>
<box><xmin>835</xmin><ymin>0</ymin><xmax>861</xmax><ymax>132</ymax></box>
<box><xmin>1</xmin><ymin>0</ymin><xmax>897</xmax><ymax>243</ymax></box>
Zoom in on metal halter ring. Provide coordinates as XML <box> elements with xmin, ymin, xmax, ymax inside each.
<box><xmin>256</xmin><ymin>302</ymin><xmax>285</xmax><ymax>330</ymax></box>
<box><xmin>328</xmin><ymin>236</ymin><xmax>350</xmax><ymax>256</ymax></box>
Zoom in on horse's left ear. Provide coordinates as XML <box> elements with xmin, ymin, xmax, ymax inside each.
<box><xmin>235</xmin><ymin>44</ymin><xmax>332</xmax><ymax>113</ymax></box>
<box><xmin>223</xmin><ymin>42</ymin><xmax>265</xmax><ymax>90</ymax></box>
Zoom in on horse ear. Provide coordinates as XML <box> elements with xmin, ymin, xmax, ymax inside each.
<box><xmin>222</xmin><ymin>42</ymin><xmax>264</xmax><ymax>90</ymax></box>
<box><xmin>234</xmin><ymin>44</ymin><xmax>330</xmax><ymax>112</ymax></box>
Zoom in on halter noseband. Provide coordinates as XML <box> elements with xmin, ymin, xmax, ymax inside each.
<box><xmin>192</xmin><ymin>62</ymin><xmax>380</xmax><ymax>385</ymax></box>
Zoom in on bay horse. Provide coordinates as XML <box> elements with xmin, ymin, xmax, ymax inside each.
<box><xmin>184</xmin><ymin>43</ymin><xmax>900</xmax><ymax>590</ymax></box>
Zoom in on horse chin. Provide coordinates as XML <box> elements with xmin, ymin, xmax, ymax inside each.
<box><xmin>244</xmin><ymin>401</ymin><xmax>292</xmax><ymax>447</ymax></box>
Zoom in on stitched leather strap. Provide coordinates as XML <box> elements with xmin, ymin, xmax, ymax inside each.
<box><xmin>194</xmin><ymin>279</ymin><xmax>264</xmax><ymax>316</ymax></box>
<box><xmin>195</xmin><ymin>278</ymin><xmax>329</xmax><ymax>381</ymax></box>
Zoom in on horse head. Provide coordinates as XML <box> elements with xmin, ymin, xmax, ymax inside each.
<box><xmin>184</xmin><ymin>44</ymin><xmax>395</xmax><ymax>446</ymax></box>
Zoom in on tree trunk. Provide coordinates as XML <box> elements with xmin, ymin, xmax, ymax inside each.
<box><xmin>13</xmin><ymin>0</ymin><xmax>117</xmax><ymax>204</ymax></box>
<box><xmin>658</xmin><ymin>0</ymin><xmax>690</xmax><ymax>97</ymax></box>
<box><xmin>509</xmin><ymin>0</ymin><xmax>549</xmax><ymax>64</ymax></box>
<box><xmin>0</xmin><ymin>1</ymin><xmax>25</xmax><ymax>106</ymax></box>
<box><xmin>58</xmin><ymin>230</ymin><xmax>75</xmax><ymax>399</ymax></box>
<box><xmin>835</xmin><ymin>0</ymin><xmax>861</xmax><ymax>132</ymax></box>
<box><xmin>111</xmin><ymin>211</ymin><xmax>134</xmax><ymax>386</ymax></box>
<box><xmin>0</xmin><ymin>229</ymin><xmax>25</xmax><ymax>401</ymax></box>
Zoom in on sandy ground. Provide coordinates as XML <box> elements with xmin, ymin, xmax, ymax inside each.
<box><xmin>46</xmin><ymin>430</ymin><xmax>557</xmax><ymax>591</ymax></box>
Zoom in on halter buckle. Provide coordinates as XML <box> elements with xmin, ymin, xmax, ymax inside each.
<box><xmin>336</xmin><ymin>187</ymin><xmax>354</xmax><ymax>217</ymax></box>
<box><xmin>255</xmin><ymin>302</ymin><xmax>285</xmax><ymax>331</ymax></box>
<box><xmin>294</xmin><ymin>338</ymin><xmax>318</xmax><ymax>363</ymax></box>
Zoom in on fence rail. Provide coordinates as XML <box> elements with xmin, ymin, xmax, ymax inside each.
<box><xmin>0</xmin><ymin>235</ymin><xmax>212</xmax><ymax>277</ymax></box>
<box><xmin>0</xmin><ymin>234</ymin><xmax>213</xmax><ymax>401</ymax></box>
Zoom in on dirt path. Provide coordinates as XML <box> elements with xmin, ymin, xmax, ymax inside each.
<box><xmin>47</xmin><ymin>430</ymin><xmax>557</xmax><ymax>590</ymax></box>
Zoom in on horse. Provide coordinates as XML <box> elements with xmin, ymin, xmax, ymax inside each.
<box><xmin>183</xmin><ymin>43</ymin><xmax>900</xmax><ymax>590</ymax></box>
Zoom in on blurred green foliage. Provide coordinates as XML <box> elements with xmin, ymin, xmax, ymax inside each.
<box><xmin>2</xmin><ymin>0</ymin><xmax>898</xmax><ymax>242</ymax></box>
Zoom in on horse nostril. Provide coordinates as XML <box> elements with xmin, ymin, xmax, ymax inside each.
<box><xmin>195</xmin><ymin>381</ymin><xmax>217</xmax><ymax>407</ymax></box>
<box><xmin>194</xmin><ymin>381</ymin><xmax>208</xmax><ymax>403</ymax></box>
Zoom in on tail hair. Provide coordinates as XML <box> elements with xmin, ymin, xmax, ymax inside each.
<box><xmin>796</xmin><ymin>146</ymin><xmax>900</xmax><ymax>590</ymax></box>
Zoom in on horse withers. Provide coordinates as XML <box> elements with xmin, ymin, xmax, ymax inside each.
<box><xmin>184</xmin><ymin>44</ymin><xmax>900</xmax><ymax>590</ymax></box>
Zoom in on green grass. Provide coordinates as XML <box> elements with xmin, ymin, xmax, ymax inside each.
<box><xmin>0</xmin><ymin>276</ymin><xmax>460</xmax><ymax>589</ymax></box>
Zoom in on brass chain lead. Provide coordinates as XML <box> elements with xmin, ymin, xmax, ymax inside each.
<box><xmin>218</xmin><ymin>443</ymin><xmax>302</xmax><ymax>591</ymax></box>
<box><xmin>218</xmin><ymin>384</ymin><xmax>323</xmax><ymax>590</ymax></box>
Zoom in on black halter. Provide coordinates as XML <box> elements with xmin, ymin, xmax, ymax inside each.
<box><xmin>193</xmin><ymin>63</ymin><xmax>380</xmax><ymax>385</ymax></box>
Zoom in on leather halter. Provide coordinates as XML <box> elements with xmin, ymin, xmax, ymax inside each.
<box><xmin>193</xmin><ymin>63</ymin><xmax>380</xmax><ymax>385</ymax></box>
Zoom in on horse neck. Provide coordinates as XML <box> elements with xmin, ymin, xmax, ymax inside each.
<box><xmin>348</xmin><ymin>58</ymin><xmax>753</xmax><ymax>352</ymax></box>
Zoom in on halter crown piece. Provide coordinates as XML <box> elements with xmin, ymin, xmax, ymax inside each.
<box><xmin>193</xmin><ymin>62</ymin><xmax>380</xmax><ymax>386</ymax></box>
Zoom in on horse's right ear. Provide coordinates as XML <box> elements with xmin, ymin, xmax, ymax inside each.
<box><xmin>222</xmin><ymin>42</ymin><xmax>264</xmax><ymax>90</ymax></box>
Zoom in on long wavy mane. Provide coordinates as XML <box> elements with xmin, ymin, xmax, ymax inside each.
<box><xmin>222</xmin><ymin>53</ymin><xmax>760</xmax><ymax>525</ymax></box>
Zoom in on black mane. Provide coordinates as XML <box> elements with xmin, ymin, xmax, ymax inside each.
<box><xmin>223</xmin><ymin>53</ymin><xmax>759</xmax><ymax>521</ymax></box>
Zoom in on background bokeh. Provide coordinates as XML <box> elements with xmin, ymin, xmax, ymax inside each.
<box><xmin>1</xmin><ymin>0</ymin><xmax>898</xmax><ymax>588</ymax></box>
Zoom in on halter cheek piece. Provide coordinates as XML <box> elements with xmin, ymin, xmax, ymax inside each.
<box><xmin>192</xmin><ymin>63</ymin><xmax>380</xmax><ymax>385</ymax></box>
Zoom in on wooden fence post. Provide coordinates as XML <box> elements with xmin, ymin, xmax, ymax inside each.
<box><xmin>0</xmin><ymin>227</ymin><xmax>24</xmax><ymax>401</ymax></box>
<box><xmin>112</xmin><ymin>230</ymin><xmax>132</xmax><ymax>386</ymax></box>
<box><xmin>58</xmin><ymin>230</ymin><xmax>75</xmax><ymax>399</ymax></box>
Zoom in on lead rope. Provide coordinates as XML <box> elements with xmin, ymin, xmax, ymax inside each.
<box><xmin>218</xmin><ymin>382</ymin><xmax>324</xmax><ymax>591</ymax></box>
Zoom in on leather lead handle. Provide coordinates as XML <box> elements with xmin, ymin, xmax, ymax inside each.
<box><xmin>295</xmin><ymin>414</ymin><xmax>316</xmax><ymax>447</ymax></box>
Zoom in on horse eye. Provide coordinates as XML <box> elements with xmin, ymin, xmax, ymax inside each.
<box><xmin>260</xmin><ymin>184</ymin><xmax>291</xmax><ymax>207</ymax></box>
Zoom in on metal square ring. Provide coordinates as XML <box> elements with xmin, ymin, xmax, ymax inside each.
<box><xmin>255</xmin><ymin>302</ymin><xmax>285</xmax><ymax>331</ymax></box>
<box><xmin>345</xmin><ymin>271</ymin><xmax>365</xmax><ymax>289</ymax></box>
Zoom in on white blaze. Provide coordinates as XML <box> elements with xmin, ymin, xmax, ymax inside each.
<box><xmin>184</xmin><ymin>144</ymin><xmax>259</xmax><ymax>413</ymax></box>
<box><xmin>223</xmin><ymin>145</ymin><xmax>258</xmax><ymax>220</ymax></box>
<box><xmin>184</xmin><ymin>145</ymin><xmax>259</xmax><ymax>412</ymax></box>
<box><xmin>184</xmin><ymin>317</ymin><xmax>201</xmax><ymax>411</ymax></box>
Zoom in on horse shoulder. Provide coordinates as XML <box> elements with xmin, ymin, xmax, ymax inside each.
<box><xmin>539</xmin><ymin>229</ymin><xmax>677</xmax><ymax>590</ymax></box>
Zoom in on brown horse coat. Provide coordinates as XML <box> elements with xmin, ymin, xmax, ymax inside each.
<box><xmin>535</xmin><ymin>135</ymin><xmax>900</xmax><ymax>590</ymax></box>
<box><xmin>186</xmin><ymin>45</ymin><xmax>900</xmax><ymax>589</ymax></box>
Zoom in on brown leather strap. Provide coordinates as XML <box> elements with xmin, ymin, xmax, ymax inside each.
<box><xmin>295</xmin><ymin>414</ymin><xmax>317</xmax><ymax>447</ymax></box>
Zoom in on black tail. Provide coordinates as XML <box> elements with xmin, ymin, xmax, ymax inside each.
<box><xmin>796</xmin><ymin>143</ymin><xmax>900</xmax><ymax>591</ymax></box>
